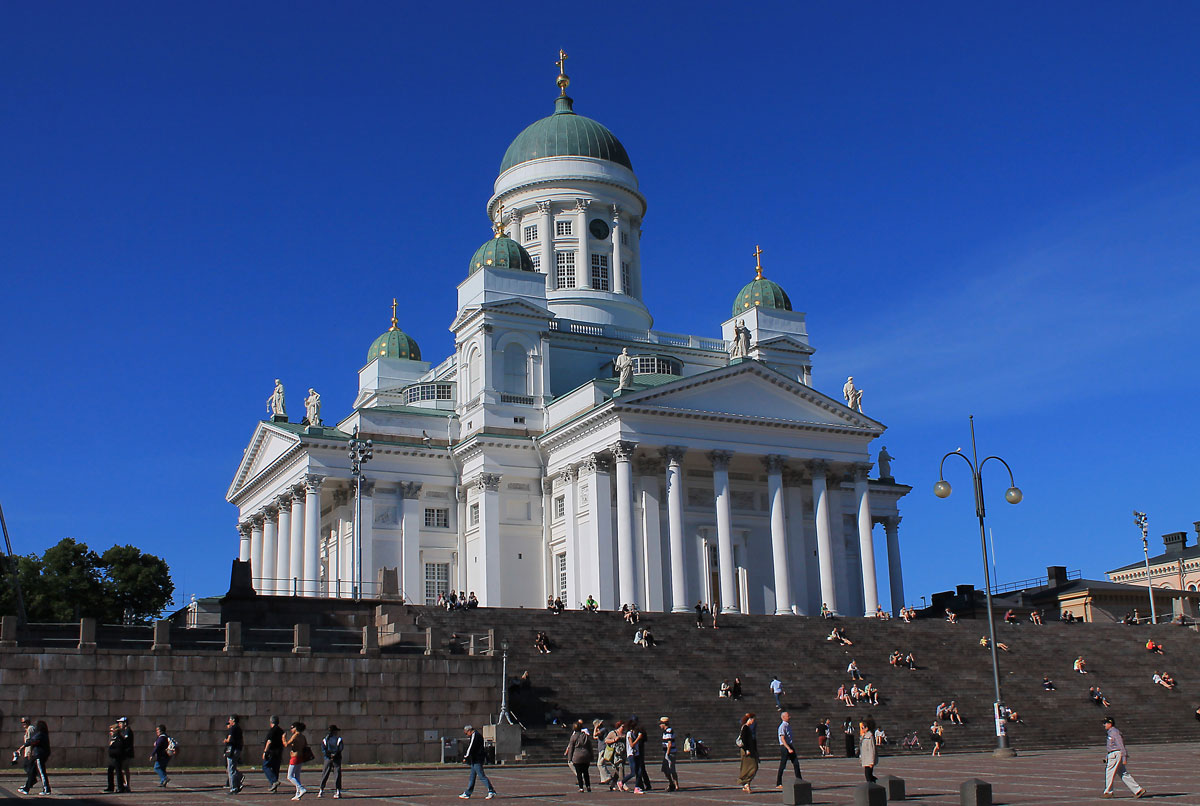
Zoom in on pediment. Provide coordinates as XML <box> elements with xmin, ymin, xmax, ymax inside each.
<box><xmin>613</xmin><ymin>361</ymin><xmax>883</xmax><ymax>434</ymax></box>
<box><xmin>481</xmin><ymin>298</ymin><xmax>551</xmax><ymax>318</ymax></box>
<box><xmin>754</xmin><ymin>334</ymin><xmax>814</xmax><ymax>355</ymax></box>
<box><xmin>227</xmin><ymin>423</ymin><xmax>302</xmax><ymax>501</ymax></box>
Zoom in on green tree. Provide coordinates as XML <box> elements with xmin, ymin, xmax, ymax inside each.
<box><xmin>100</xmin><ymin>544</ymin><xmax>174</xmax><ymax>622</ymax></box>
<box><xmin>28</xmin><ymin>538</ymin><xmax>106</xmax><ymax>621</ymax></box>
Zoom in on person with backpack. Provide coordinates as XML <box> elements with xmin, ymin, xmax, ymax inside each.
<box><xmin>149</xmin><ymin>724</ymin><xmax>173</xmax><ymax>787</ymax></box>
<box><xmin>736</xmin><ymin>713</ymin><xmax>759</xmax><ymax>793</ymax></box>
<box><xmin>318</xmin><ymin>725</ymin><xmax>344</xmax><ymax>799</ymax></box>
<box><xmin>283</xmin><ymin>721</ymin><xmax>311</xmax><ymax>800</ymax></box>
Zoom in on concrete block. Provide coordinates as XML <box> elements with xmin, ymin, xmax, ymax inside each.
<box><xmin>1</xmin><ymin>615</ymin><xmax>17</xmax><ymax>646</ymax></box>
<box><xmin>782</xmin><ymin>779</ymin><xmax>813</xmax><ymax>805</ymax></box>
<box><xmin>960</xmin><ymin>778</ymin><xmax>992</xmax><ymax>806</ymax></box>
<box><xmin>880</xmin><ymin>775</ymin><xmax>906</xmax><ymax>800</ymax></box>
<box><xmin>854</xmin><ymin>782</ymin><xmax>887</xmax><ymax>806</ymax></box>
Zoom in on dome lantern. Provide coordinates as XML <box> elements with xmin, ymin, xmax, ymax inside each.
<box><xmin>367</xmin><ymin>298</ymin><xmax>422</xmax><ymax>363</ymax></box>
<box><xmin>732</xmin><ymin>245</ymin><xmax>792</xmax><ymax>317</ymax></box>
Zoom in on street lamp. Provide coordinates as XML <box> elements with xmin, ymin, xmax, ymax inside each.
<box><xmin>498</xmin><ymin>639</ymin><xmax>516</xmax><ymax>726</ymax></box>
<box><xmin>348</xmin><ymin>425</ymin><xmax>373</xmax><ymax>600</ymax></box>
<box><xmin>934</xmin><ymin>415</ymin><xmax>1022</xmax><ymax>758</ymax></box>
<box><xmin>1133</xmin><ymin>511</ymin><xmax>1156</xmax><ymax>624</ymax></box>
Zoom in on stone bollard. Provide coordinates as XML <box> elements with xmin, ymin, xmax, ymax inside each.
<box><xmin>425</xmin><ymin>626</ymin><xmax>439</xmax><ymax>656</ymax></box>
<box><xmin>854</xmin><ymin>782</ymin><xmax>887</xmax><ymax>806</ymax></box>
<box><xmin>960</xmin><ymin>778</ymin><xmax>992</xmax><ymax>806</ymax></box>
<box><xmin>361</xmin><ymin>624</ymin><xmax>380</xmax><ymax>657</ymax></box>
<box><xmin>293</xmin><ymin>623</ymin><xmax>311</xmax><ymax>655</ymax></box>
<box><xmin>487</xmin><ymin>628</ymin><xmax>496</xmax><ymax>656</ymax></box>
<box><xmin>879</xmin><ymin>775</ymin><xmax>906</xmax><ymax>800</ymax></box>
<box><xmin>781</xmin><ymin>779</ymin><xmax>813</xmax><ymax>805</ymax></box>
<box><xmin>78</xmin><ymin>617</ymin><xmax>97</xmax><ymax>652</ymax></box>
<box><xmin>224</xmin><ymin>621</ymin><xmax>243</xmax><ymax>654</ymax></box>
<box><xmin>468</xmin><ymin>634</ymin><xmax>477</xmax><ymax>656</ymax></box>
<box><xmin>0</xmin><ymin>614</ymin><xmax>16</xmax><ymax>647</ymax></box>
<box><xmin>151</xmin><ymin>619</ymin><xmax>171</xmax><ymax>652</ymax></box>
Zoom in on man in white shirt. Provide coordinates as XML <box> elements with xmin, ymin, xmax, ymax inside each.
<box><xmin>770</xmin><ymin>677</ymin><xmax>784</xmax><ymax>711</ymax></box>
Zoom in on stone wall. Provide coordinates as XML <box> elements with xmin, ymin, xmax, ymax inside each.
<box><xmin>0</xmin><ymin>646</ymin><xmax>500</xmax><ymax>768</ymax></box>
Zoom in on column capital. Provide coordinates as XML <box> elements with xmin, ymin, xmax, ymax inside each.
<box><xmin>399</xmin><ymin>481</ymin><xmax>423</xmax><ymax>500</ymax></box>
<box><xmin>291</xmin><ymin>485</ymin><xmax>306</xmax><ymax>504</ymax></box>
<box><xmin>250</xmin><ymin>513</ymin><xmax>265</xmax><ymax>528</ymax></box>
<box><xmin>303</xmin><ymin>473</ymin><xmax>326</xmax><ymax>494</ymax></box>
<box><xmin>806</xmin><ymin>459</ymin><xmax>829</xmax><ymax>477</ymax></box>
<box><xmin>707</xmin><ymin>450</ymin><xmax>734</xmax><ymax>470</ymax></box>
<box><xmin>762</xmin><ymin>454</ymin><xmax>787</xmax><ymax>474</ymax></box>
<box><xmin>661</xmin><ymin>445</ymin><xmax>687</xmax><ymax>466</ymax></box>
<box><xmin>275</xmin><ymin>494</ymin><xmax>293</xmax><ymax>512</ymax></box>
<box><xmin>579</xmin><ymin>454</ymin><xmax>611</xmax><ymax>474</ymax></box>
<box><xmin>610</xmin><ymin>440</ymin><xmax>638</xmax><ymax>461</ymax></box>
<box><xmin>237</xmin><ymin>522</ymin><xmax>253</xmax><ymax>537</ymax></box>
<box><xmin>507</xmin><ymin>208</ymin><xmax>522</xmax><ymax>225</ymax></box>
<box><xmin>574</xmin><ymin>198</ymin><xmax>591</xmax><ymax>211</ymax></box>
<box><xmin>854</xmin><ymin>462</ymin><xmax>874</xmax><ymax>483</ymax></box>
<box><xmin>536</xmin><ymin>200</ymin><xmax>552</xmax><ymax>214</ymax></box>
<box><xmin>475</xmin><ymin>473</ymin><xmax>502</xmax><ymax>492</ymax></box>
<box><xmin>263</xmin><ymin>504</ymin><xmax>279</xmax><ymax>518</ymax></box>
<box><xmin>557</xmin><ymin>465</ymin><xmax>578</xmax><ymax>484</ymax></box>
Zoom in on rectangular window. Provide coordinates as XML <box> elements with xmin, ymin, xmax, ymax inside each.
<box><xmin>554</xmin><ymin>495</ymin><xmax>565</xmax><ymax>520</ymax></box>
<box><xmin>469</xmin><ymin>502</ymin><xmax>480</xmax><ymax>526</ymax></box>
<box><xmin>621</xmin><ymin>262</ymin><xmax>631</xmax><ymax>294</ymax></box>
<box><xmin>530</xmin><ymin>253</ymin><xmax>541</xmax><ymax>270</ymax></box>
<box><xmin>555</xmin><ymin>219</ymin><xmax>573</xmax><ymax>237</ymax></box>
<box><xmin>621</xmin><ymin>231</ymin><xmax>629</xmax><ymax>246</ymax></box>
<box><xmin>523</xmin><ymin>224</ymin><xmax>538</xmax><ymax>243</ymax></box>
<box><xmin>555</xmin><ymin>251</ymin><xmax>576</xmax><ymax>289</ymax></box>
<box><xmin>590</xmin><ymin>254</ymin><xmax>610</xmax><ymax>291</ymax></box>
<box><xmin>424</xmin><ymin>562</ymin><xmax>450</xmax><ymax>605</ymax></box>
<box><xmin>556</xmin><ymin>553</ymin><xmax>568</xmax><ymax>601</ymax></box>
<box><xmin>424</xmin><ymin>507</ymin><xmax>449</xmax><ymax>528</ymax></box>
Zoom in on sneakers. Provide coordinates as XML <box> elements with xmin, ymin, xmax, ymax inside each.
<box><xmin>1100</xmin><ymin>794</ymin><xmax>1114</xmax><ymax>799</ymax></box>
<box><xmin>485</xmin><ymin>794</ymin><xmax>497</xmax><ymax>800</ymax></box>
<box><xmin>1136</xmin><ymin>791</ymin><xmax>1148</xmax><ymax>799</ymax></box>
<box><xmin>459</xmin><ymin>796</ymin><xmax>470</xmax><ymax>800</ymax></box>
<box><xmin>317</xmin><ymin>791</ymin><xmax>324</xmax><ymax>799</ymax></box>
<box><xmin>334</xmin><ymin>793</ymin><xmax>342</xmax><ymax>800</ymax></box>
<box><xmin>17</xmin><ymin>789</ymin><xmax>29</xmax><ymax>796</ymax></box>
<box><xmin>270</xmin><ymin>782</ymin><xmax>280</xmax><ymax>793</ymax></box>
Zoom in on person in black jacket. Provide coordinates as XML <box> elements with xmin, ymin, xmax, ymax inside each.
<box><xmin>224</xmin><ymin>714</ymin><xmax>245</xmax><ymax>794</ymax></box>
<box><xmin>105</xmin><ymin>723</ymin><xmax>127</xmax><ymax>793</ymax></box>
<box><xmin>319</xmin><ymin>725</ymin><xmax>344</xmax><ymax>798</ymax></box>
<box><xmin>118</xmin><ymin>718</ymin><xmax>134</xmax><ymax>791</ymax></box>
<box><xmin>459</xmin><ymin>724</ymin><xmax>496</xmax><ymax>799</ymax></box>
<box><xmin>262</xmin><ymin>715</ymin><xmax>284</xmax><ymax>793</ymax></box>
<box><xmin>18</xmin><ymin>720</ymin><xmax>51</xmax><ymax>796</ymax></box>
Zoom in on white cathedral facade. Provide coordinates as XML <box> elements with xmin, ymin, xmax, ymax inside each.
<box><xmin>227</xmin><ymin>60</ymin><xmax>910</xmax><ymax>616</ymax></box>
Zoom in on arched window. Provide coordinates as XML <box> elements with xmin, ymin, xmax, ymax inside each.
<box><xmin>503</xmin><ymin>343</ymin><xmax>528</xmax><ymax>395</ymax></box>
<box><xmin>467</xmin><ymin>348</ymin><xmax>482</xmax><ymax>401</ymax></box>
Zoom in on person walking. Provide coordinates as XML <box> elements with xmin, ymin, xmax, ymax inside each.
<box><xmin>458</xmin><ymin>724</ymin><xmax>496</xmax><ymax>799</ymax></box>
<box><xmin>619</xmin><ymin>720</ymin><xmax>645</xmax><ymax>793</ymax></box>
<box><xmin>318</xmin><ymin>724</ymin><xmax>344</xmax><ymax>798</ymax></box>
<box><xmin>283</xmin><ymin>721</ymin><xmax>310</xmax><ymax>800</ymax></box>
<box><xmin>105</xmin><ymin>723</ymin><xmax>126</xmax><ymax>793</ymax></box>
<box><xmin>843</xmin><ymin>719</ymin><xmax>855</xmax><ymax>758</ymax></box>
<box><xmin>601</xmin><ymin>721</ymin><xmax>626</xmax><ymax>790</ymax></box>
<box><xmin>1101</xmin><ymin>717</ymin><xmax>1147</xmax><ymax>798</ymax></box>
<box><xmin>14</xmin><ymin>718</ymin><xmax>34</xmax><ymax>794</ymax></box>
<box><xmin>263</xmin><ymin>715</ymin><xmax>285</xmax><ymax>793</ymax></box>
<box><xmin>117</xmin><ymin>717</ymin><xmax>134</xmax><ymax>791</ymax></box>
<box><xmin>930</xmin><ymin>722</ymin><xmax>943</xmax><ymax>756</ymax></box>
<box><xmin>736</xmin><ymin>713</ymin><xmax>759</xmax><ymax>793</ymax></box>
<box><xmin>224</xmin><ymin>714</ymin><xmax>245</xmax><ymax>794</ymax></box>
<box><xmin>149</xmin><ymin>724</ymin><xmax>172</xmax><ymax>787</ymax></box>
<box><xmin>770</xmin><ymin>675</ymin><xmax>784</xmax><ymax>710</ymax></box>
<box><xmin>659</xmin><ymin>716</ymin><xmax>679</xmax><ymax>792</ymax></box>
<box><xmin>565</xmin><ymin>719</ymin><xmax>594</xmax><ymax>792</ymax></box>
<box><xmin>17</xmin><ymin>719</ymin><xmax>51</xmax><ymax>796</ymax></box>
<box><xmin>775</xmin><ymin>711</ymin><xmax>803</xmax><ymax>789</ymax></box>
<box><xmin>859</xmin><ymin>719</ymin><xmax>877</xmax><ymax>782</ymax></box>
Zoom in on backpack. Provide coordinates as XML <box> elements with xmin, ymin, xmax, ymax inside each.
<box><xmin>166</xmin><ymin>737</ymin><xmax>179</xmax><ymax>757</ymax></box>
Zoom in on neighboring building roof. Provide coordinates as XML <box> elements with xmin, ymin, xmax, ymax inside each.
<box><xmin>500</xmin><ymin>95</ymin><xmax>632</xmax><ymax>173</ymax></box>
<box><xmin>469</xmin><ymin>233</ymin><xmax>536</xmax><ymax>275</ymax></box>
<box><xmin>1109</xmin><ymin>545</ymin><xmax>1200</xmax><ymax>574</ymax></box>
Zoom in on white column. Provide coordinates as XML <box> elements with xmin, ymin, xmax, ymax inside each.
<box><xmin>854</xmin><ymin>465</ymin><xmax>880</xmax><ymax>616</ymax></box>
<box><xmin>475</xmin><ymin>473</ymin><xmax>503</xmax><ymax>606</ymax></box>
<box><xmin>261</xmin><ymin>506</ymin><xmax>279</xmax><ymax>595</ymax></box>
<box><xmin>249</xmin><ymin>516</ymin><xmax>264</xmax><ymax>591</ymax></box>
<box><xmin>709</xmin><ymin>450</ymin><xmax>738</xmax><ymax>613</ymax></box>
<box><xmin>663</xmin><ymin>447</ymin><xmax>689</xmax><ymax>612</ymax></box>
<box><xmin>289</xmin><ymin>487</ymin><xmax>305</xmax><ymax>589</ymax></box>
<box><xmin>611</xmin><ymin>205</ymin><xmax>624</xmax><ymax>294</ymax></box>
<box><xmin>810</xmin><ymin>460</ymin><xmax>838</xmax><ymax>615</ymax></box>
<box><xmin>507</xmin><ymin>207</ymin><xmax>521</xmax><ymax>241</ymax></box>
<box><xmin>561</xmin><ymin>467</ymin><xmax>580</xmax><ymax>607</ymax></box>
<box><xmin>302</xmin><ymin>474</ymin><xmax>324</xmax><ymax>596</ymax></box>
<box><xmin>358</xmin><ymin>480</ymin><xmax>375</xmax><ymax>597</ymax></box>
<box><xmin>885</xmin><ymin>516</ymin><xmax>905</xmax><ymax>615</ymax></box>
<box><xmin>783</xmin><ymin>469</ymin><xmax>810</xmax><ymax>615</ymax></box>
<box><xmin>238</xmin><ymin>523</ymin><xmax>252</xmax><ymax>563</ymax></box>
<box><xmin>576</xmin><ymin>199</ymin><xmax>591</xmax><ymax>289</ymax></box>
<box><xmin>334</xmin><ymin>490</ymin><xmax>352</xmax><ymax>596</ymax></box>
<box><xmin>764</xmin><ymin>455</ymin><xmax>793</xmax><ymax>615</ymax></box>
<box><xmin>578</xmin><ymin>455</ymin><xmax>616</xmax><ymax>609</ymax></box>
<box><xmin>638</xmin><ymin>457</ymin><xmax>664</xmax><ymax>612</ymax></box>
<box><xmin>613</xmin><ymin>440</ymin><xmax>638</xmax><ymax>608</ymax></box>
<box><xmin>538</xmin><ymin>201</ymin><xmax>553</xmax><ymax>289</ymax></box>
<box><xmin>400</xmin><ymin>481</ymin><xmax>424</xmax><ymax>604</ymax></box>
<box><xmin>275</xmin><ymin>495</ymin><xmax>292</xmax><ymax>596</ymax></box>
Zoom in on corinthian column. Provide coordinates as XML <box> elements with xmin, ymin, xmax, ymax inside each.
<box><xmin>663</xmin><ymin>447</ymin><xmax>689</xmax><ymax>612</ymax></box>
<box><xmin>237</xmin><ymin>523</ymin><xmax>252</xmax><ymax>564</ymax></box>
<box><xmin>885</xmin><ymin>516</ymin><xmax>905</xmax><ymax>615</ymax></box>
<box><xmin>612</xmin><ymin>440</ymin><xmax>638</xmax><ymax>607</ymax></box>
<box><xmin>275</xmin><ymin>495</ymin><xmax>293</xmax><ymax>596</ymax></box>
<box><xmin>249</xmin><ymin>515</ymin><xmax>264</xmax><ymax>591</ymax></box>
<box><xmin>709</xmin><ymin>450</ymin><xmax>738</xmax><ymax>614</ymax></box>
<box><xmin>289</xmin><ymin>487</ymin><xmax>305</xmax><ymax>587</ymax></box>
<box><xmin>809</xmin><ymin>460</ymin><xmax>838</xmax><ymax>615</ymax></box>
<box><xmin>854</xmin><ymin>464</ymin><xmax>880</xmax><ymax>616</ymax></box>
<box><xmin>764</xmin><ymin>455</ymin><xmax>792</xmax><ymax>615</ymax></box>
<box><xmin>261</xmin><ymin>505</ymin><xmax>279</xmax><ymax>596</ymax></box>
<box><xmin>302</xmin><ymin>474</ymin><xmax>324</xmax><ymax>597</ymax></box>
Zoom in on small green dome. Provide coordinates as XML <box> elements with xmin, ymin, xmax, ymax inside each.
<box><xmin>732</xmin><ymin>276</ymin><xmax>792</xmax><ymax>317</ymax></box>
<box><xmin>368</xmin><ymin>302</ymin><xmax>421</xmax><ymax>362</ymax></box>
<box><xmin>500</xmin><ymin>95</ymin><xmax>632</xmax><ymax>173</ymax></box>
<box><xmin>469</xmin><ymin>233</ymin><xmax>536</xmax><ymax>275</ymax></box>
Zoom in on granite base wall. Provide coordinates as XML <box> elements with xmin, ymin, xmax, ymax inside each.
<box><xmin>0</xmin><ymin>647</ymin><xmax>500</xmax><ymax>768</ymax></box>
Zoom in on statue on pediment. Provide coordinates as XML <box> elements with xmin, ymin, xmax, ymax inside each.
<box><xmin>877</xmin><ymin>446</ymin><xmax>894</xmax><ymax>480</ymax></box>
<box><xmin>267</xmin><ymin>378</ymin><xmax>287</xmax><ymax>418</ymax></box>
<box><xmin>843</xmin><ymin>376</ymin><xmax>863</xmax><ymax>412</ymax></box>
<box><xmin>729</xmin><ymin>319</ymin><xmax>752</xmax><ymax>360</ymax></box>
<box><xmin>615</xmin><ymin>347</ymin><xmax>634</xmax><ymax>391</ymax></box>
<box><xmin>305</xmin><ymin>388</ymin><xmax>322</xmax><ymax>426</ymax></box>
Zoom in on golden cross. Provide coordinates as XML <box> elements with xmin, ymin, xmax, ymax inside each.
<box><xmin>556</xmin><ymin>49</ymin><xmax>568</xmax><ymax>76</ymax></box>
<box><xmin>390</xmin><ymin>297</ymin><xmax>398</xmax><ymax>329</ymax></box>
<box><xmin>753</xmin><ymin>244</ymin><xmax>764</xmax><ymax>279</ymax></box>
<box><xmin>494</xmin><ymin>203</ymin><xmax>505</xmax><ymax>237</ymax></box>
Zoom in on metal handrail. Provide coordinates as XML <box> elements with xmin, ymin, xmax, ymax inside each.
<box><xmin>989</xmin><ymin>569</ymin><xmax>1081</xmax><ymax>595</ymax></box>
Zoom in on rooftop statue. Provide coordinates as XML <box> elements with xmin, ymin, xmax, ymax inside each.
<box><xmin>843</xmin><ymin>376</ymin><xmax>863</xmax><ymax>412</ymax></box>
<box><xmin>267</xmin><ymin>379</ymin><xmax>287</xmax><ymax>419</ymax></box>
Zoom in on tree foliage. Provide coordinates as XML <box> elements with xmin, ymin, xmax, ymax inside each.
<box><xmin>0</xmin><ymin>538</ymin><xmax>174</xmax><ymax>623</ymax></box>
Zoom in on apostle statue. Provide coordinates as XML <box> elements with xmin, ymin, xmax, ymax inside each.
<box><xmin>728</xmin><ymin>319</ymin><xmax>752</xmax><ymax>360</ymax></box>
<box><xmin>267</xmin><ymin>378</ymin><xmax>287</xmax><ymax>418</ymax></box>
<box><xmin>843</xmin><ymin>375</ymin><xmax>863</xmax><ymax>412</ymax></box>
<box><xmin>877</xmin><ymin>446</ymin><xmax>894</xmax><ymax>480</ymax></box>
<box><xmin>304</xmin><ymin>388</ymin><xmax>322</xmax><ymax>427</ymax></box>
<box><xmin>615</xmin><ymin>347</ymin><xmax>634</xmax><ymax>391</ymax></box>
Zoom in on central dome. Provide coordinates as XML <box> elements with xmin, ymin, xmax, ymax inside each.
<box><xmin>500</xmin><ymin>95</ymin><xmax>632</xmax><ymax>173</ymax></box>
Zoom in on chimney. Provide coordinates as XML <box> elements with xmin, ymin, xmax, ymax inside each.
<box><xmin>1163</xmin><ymin>531</ymin><xmax>1188</xmax><ymax>554</ymax></box>
<box><xmin>1047</xmin><ymin>566</ymin><xmax>1068</xmax><ymax>587</ymax></box>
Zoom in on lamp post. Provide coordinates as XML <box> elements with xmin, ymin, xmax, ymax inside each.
<box><xmin>934</xmin><ymin>415</ymin><xmax>1022</xmax><ymax>758</ymax></box>
<box><xmin>498</xmin><ymin>639</ymin><xmax>516</xmax><ymax>725</ymax></box>
<box><xmin>348</xmin><ymin>425</ymin><xmax>373</xmax><ymax>601</ymax></box>
<box><xmin>1133</xmin><ymin>511</ymin><xmax>1156</xmax><ymax>624</ymax></box>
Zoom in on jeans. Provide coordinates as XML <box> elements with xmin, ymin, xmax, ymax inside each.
<box><xmin>24</xmin><ymin>757</ymin><xmax>50</xmax><ymax>794</ymax></box>
<box><xmin>263</xmin><ymin>755</ymin><xmax>282</xmax><ymax>786</ymax></box>
<box><xmin>321</xmin><ymin>758</ymin><xmax>342</xmax><ymax>792</ymax></box>
<box><xmin>621</xmin><ymin>755</ymin><xmax>642</xmax><ymax>788</ymax></box>
<box><xmin>153</xmin><ymin>759</ymin><xmax>170</xmax><ymax>785</ymax></box>
<box><xmin>287</xmin><ymin>762</ymin><xmax>306</xmax><ymax>794</ymax></box>
<box><xmin>226</xmin><ymin>750</ymin><xmax>243</xmax><ymax>792</ymax></box>
<box><xmin>773</xmin><ymin>692</ymin><xmax>782</xmax><ymax>709</ymax></box>
<box><xmin>776</xmin><ymin>747</ymin><xmax>802</xmax><ymax>785</ymax></box>
<box><xmin>463</xmin><ymin>762</ymin><xmax>494</xmax><ymax>796</ymax></box>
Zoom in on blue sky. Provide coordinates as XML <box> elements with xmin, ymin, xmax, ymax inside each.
<box><xmin>2</xmin><ymin>2</ymin><xmax>1197</xmax><ymax>610</ymax></box>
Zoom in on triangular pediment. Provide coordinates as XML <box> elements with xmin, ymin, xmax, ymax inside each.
<box><xmin>754</xmin><ymin>334</ymin><xmax>814</xmax><ymax>355</ymax></box>
<box><xmin>227</xmin><ymin>422</ymin><xmax>302</xmax><ymax>501</ymax></box>
<box><xmin>613</xmin><ymin>360</ymin><xmax>883</xmax><ymax>434</ymax></box>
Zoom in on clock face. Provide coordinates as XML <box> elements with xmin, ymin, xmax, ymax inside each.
<box><xmin>589</xmin><ymin>218</ymin><xmax>611</xmax><ymax>240</ymax></box>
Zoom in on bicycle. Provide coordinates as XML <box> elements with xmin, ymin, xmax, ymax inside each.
<box><xmin>900</xmin><ymin>732</ymin><xmax>923</xmax><ymax>751</ymax></box>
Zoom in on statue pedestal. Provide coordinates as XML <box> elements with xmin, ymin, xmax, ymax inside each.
<box><xmin>271</xmin><ymin>415</ymin><xmax>289</xmax><ymax>423</ymax></box>
<box><xmin>305</xmin><ymin>425</ymin><xmax>323</xmax><ymax>435</ymax></box>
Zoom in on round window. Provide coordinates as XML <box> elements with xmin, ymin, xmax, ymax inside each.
<box><xmin>589</xmin><ymin>218</ymin><xmax>611</xmax><ymax>240</ymax></box>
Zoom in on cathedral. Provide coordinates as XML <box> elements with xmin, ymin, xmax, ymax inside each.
<box><xmin>227</xmin><ymin>55</ymin><xmax>910</xmax><ymax>616</ymax></box>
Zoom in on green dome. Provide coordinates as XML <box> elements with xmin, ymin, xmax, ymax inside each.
<box><xmin>500</xmin><ymin>95</ymin><xmax>632</xmax><ymax>173</ymax></box>
<box><xmin>368</xmin><ymin>324</ymin><xmax>421</xmax><ymax>363</ymax></box>
<box><xmin>733</xmin><ymin>276</ymin><xmax>792</xmax><ymax>317</ymax></box>
<box><xmin>469</xmin><ymin>233</ymin><xmax>536</xmax><ymax>275</ymax></box>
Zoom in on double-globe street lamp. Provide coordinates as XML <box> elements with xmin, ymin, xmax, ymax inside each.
<box><xmin>934</xmin><ymin>415</ymin><xmax>1022</xmax><ymax>757</ymax></box>
<box><xmin>348</xmin><ymin>426</ymin><xmax>374</xmax><ymax>600</ymax></box>
<box><xmin>1133</xmin><ymin>510</ymin><xmax>1156</xmax><ymax>624</ymax></box>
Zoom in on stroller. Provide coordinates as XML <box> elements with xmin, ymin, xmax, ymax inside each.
<box><xmin>690</xmin><ymin>738</ymin><xmax>709</xmax><ymax>759</ymax></box>
<box><xmin>900</xmin><ymin>731</ymin><xmax>923</xmax><ymax>751</ymax></box>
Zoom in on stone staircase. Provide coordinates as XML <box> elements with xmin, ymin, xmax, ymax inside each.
<box><xmin>409</xmin><ymin>606</ymin><xmax>1200</xmax><ymax>761</ymax></box>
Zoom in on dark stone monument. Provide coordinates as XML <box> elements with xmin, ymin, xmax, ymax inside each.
<box><xmin>854</xmin><ymin>782</ymin><xmax>888</xmax><ymax>806</ymax></box>
<box><xmin>961</xmin><ymin>778</ymin><xmax>992</xmax><ymax>806</ymax></box>
<box><xmin>227</xmin><ymin>559</ymin><xmax>256</xmax><ymax>598</ymax></box>
<box><xmin>782</xmin><ymin>779</ymin><xmax>813</xmax><ymax>805</ymax></box>
<box><xmin>879</xmin><ymin>775</ymin><xmax>906</xmax><ymax>800</ymax></box>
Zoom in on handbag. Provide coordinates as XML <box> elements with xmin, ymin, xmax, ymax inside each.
<box><xmin>301</xmin><ymin>744</ymin><xmax>315</xmax><ymax>763</ymax></box>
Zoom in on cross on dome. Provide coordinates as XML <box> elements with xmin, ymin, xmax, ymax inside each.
<box><xmin>753</xmin><ymin>244</ymin><xmax>764</xmax><ymax>279</ymax></box>
<box><xmin>390</xmin><ymin>298</ymin><xmax>399</xmax><ymax>331</ymax></box>
<box><xmin>556</xmin><ymin>49</ymin><xmax>570</xmax><ymax>96</ymax></box>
